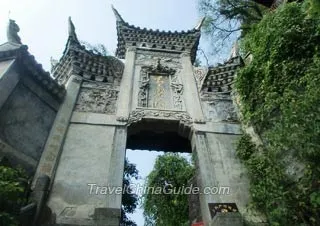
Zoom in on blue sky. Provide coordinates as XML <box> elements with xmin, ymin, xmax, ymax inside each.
<box><xmin>0</xmin><ymin>0</ymin><xmax>217</xmax><ymax>70</ymax></box>
<box><xmin>0</xmin><ymin>1</ymin><xmax>224</xmax><ymax>225</ymax></box>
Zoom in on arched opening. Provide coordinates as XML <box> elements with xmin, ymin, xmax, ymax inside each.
<box><xmin>124</xmin><ymin>119</ymin><xmax>195</xmax><ymax>225</ymax></box>
<box><xmin>126</xmin><ymin>119</ymin><xmax>192</xmax><ymax>153</ymax></box>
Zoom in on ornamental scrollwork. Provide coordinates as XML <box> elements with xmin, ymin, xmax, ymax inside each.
<box><xmin>127</xmin><ymin>109</ymin><xmax>192</xmax><ymax>126</ymax></box>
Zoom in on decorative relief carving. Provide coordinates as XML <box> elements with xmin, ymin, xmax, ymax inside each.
<box><xmin>138</xmin><ymin>69</ymin><xmax>150</xmax><ymax>107</ymax></box>
<box><xmin>116</xmin><ymin>116</ymin><xmax>128</xmax><ymax>122</ymax></box>
<box><xmin>74</xmin><ymin>83</ymin><xmax>119</xmax><ymax>114</ymax></box>
<box><xmin>137</xmin><ymin>58</ymin><xmax>184</xmax><ymax>110</ymax></box>
<box><xmin>149</xmin><ymin>75</ymin><xmax>169</xmax><ymax>109</ymax></box>
<box><xmin>193</xmin><ymin>67</ymin><xmax>208</xmax><ymax>91</ymax></box>
<box><xmin>136</xmin><ymin>52</ymin><xmax>181</xmax><ymax>68</ymax></box>
<box><xmin>128</xmin><ymin>109</ymin><xmax>192</xmax><ymax>126</ymax></box>
<box><xmin>170</xmin><ymin>74</ymin><xmax>184</xmax><ymax>110</ymax></box>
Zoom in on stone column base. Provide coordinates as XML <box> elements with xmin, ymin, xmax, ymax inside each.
<box><xmin>210</xmin><ymin>212</ymin><xmax>243</xmax><ymax>226</ymax></box>
<box><xmin>52</xmin><ymin>208</ymin><xmax>120</xmax><ymax>226</ymax></box>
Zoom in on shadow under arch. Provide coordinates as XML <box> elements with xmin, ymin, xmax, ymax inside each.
<box><xmin>126</xmin><ymin>118</ymin><xmax>192</xmax><ymax>153</ymax></box>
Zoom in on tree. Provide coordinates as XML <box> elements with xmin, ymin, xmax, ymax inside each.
<box><xmin>142</xmin><ymin>153</ymin><xmax>194</xmax><ymax>226</ymax></box>
<box><xmin>198</xmin><ymin>0</ymin><xmax>267</xmax><ymax>55</ymax></box>
<box><xmin>235</xmin><ymin>1</ymin><xmax>320</xmax><ymax>224</ymax></box>
<box><xmin>121</xmin><ymin>158</ymin><xmax>139</xmax><ymax>226</ymax></box>
<box><xmin>0</xmin><ymin>166</ymin><xmax>29</xmax><ymax>226</ymax></box>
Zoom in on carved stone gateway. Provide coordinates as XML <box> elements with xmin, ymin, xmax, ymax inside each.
<box><xmin>0</xmin><ymin>7</ymin><xmax>267</xmax><ymax>226</ymax></box>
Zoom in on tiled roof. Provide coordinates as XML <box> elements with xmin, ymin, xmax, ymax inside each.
<box><xmin>112</xmin><ymin>7</ymin><xmax>201</xmax><ymax>63</ymax></box>
<box><xmin>201</xmin><ymin>56</ymin><xmax>243</xmax><ymax>94</ymax></box>
<box><xmin>0</xmin><ymin>41</ymin><xmax>65</xmax><ymax>101</ymax></box>
<box><xmin>52</xmin><ymin>17</ymin><xmax>124</xmax><ymax>85</ymax></box>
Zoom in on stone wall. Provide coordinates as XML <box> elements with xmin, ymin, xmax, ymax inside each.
<box><xmin>48</xmin><ymin>124</ymin><xmax>116</xmax><ymax>224</ymax></box>
<box><xmin>0</xmin><ymin>64</ymin><xmax>58</xmax><ymax>173</ymax></box>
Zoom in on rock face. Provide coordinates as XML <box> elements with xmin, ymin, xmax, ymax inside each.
<box><xmin>0</xmin><ymin>12</ymin><xmax>264</xmax><ymax>226</ymax></box>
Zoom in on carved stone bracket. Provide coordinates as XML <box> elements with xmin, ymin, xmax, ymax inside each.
<box><xmin>116</xmin><ymin>116</ymin><xmax>128</xmax><ymax>122</ymax></box>
<box><xmin>128</xmin><ymin>109</ymin><xmax>192</xmax><ymax>126</ymax></box>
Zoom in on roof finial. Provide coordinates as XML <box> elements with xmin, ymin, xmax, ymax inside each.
<box><xmin>111</xmin><ymin>5</ymin><xmax>124</xmax><ymax>22</ymax></box>
<box><xmin>195</xmin><ymin>17</ymin><xmax>205</xmax><ymax>30</ymax></box>
<box><xmin>7</xmin><ymin>19</ymin><xmax>22</xmax><ymax>44</ymax></box>
<box><xmin>68</xmin><ymin>16</ymin><xmax>78</xmax><ymax>42</ymax></box>
<box><xmin>230</xmin><ymin>40</ymin><xmax>240</xmax><ymax>58</ymax></box>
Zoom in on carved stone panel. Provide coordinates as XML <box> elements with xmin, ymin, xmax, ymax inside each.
<box><xmin>148</xmin><ymin>74</ymin><xmax>171</xmax><ymax>109</ymax></box>
<box><xmin>74</xmin><ymin>82</ymin><xmax>119</xmax><ymax>114</ymax></box>
<box><xmin>137</xmin><ymin>58</ymin><xmax>184</xmax><ymax>110</ymax></box>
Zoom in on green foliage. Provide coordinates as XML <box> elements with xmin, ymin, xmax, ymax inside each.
<box><xmin>236</xmin><ymin>1</ymin><xmax>320</xmax><ymax>225</ymax></box>
<box><xmin>121</xmin><ymin>158</ymin><xmax>139</xmax><ymax>226</ymax></box>
<box><xmin>143</xmin><ymin>153</ymin><xmax>194</xmax><ymax>226</ymax></box>
<box><xmin>0</xmin><ymin>166</ymin><xmax>28</xmax><ymax>226</ymax></box>
<box><xmin>80</xmin><ymin>41</ymin><xmax>110</xmax><ymax>56</ymax></box>
<box><xmin>198</xmin><ymin>0</ymin><xmax>266</xmax><ymax>54</ymax></box>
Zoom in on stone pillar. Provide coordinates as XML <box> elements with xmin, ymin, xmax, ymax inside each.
<box><xmin>32</xmin><ymin>75</ymin><xmax>82</xmax><ymax>189</ymax></box>
<box><xmin>193</xmin><ymin>129</ymin><xmax>248</xmax><ymax>226</ymax></box>
<box><xmin>193</xmin><ymin>131</ymin><xmax>216</xmax><ymax>225</ymax></box>
<box><xmin>180</xmin><ymin>52</ymin><xmax>205</xmax><ymax>122</ymax></box>
<box><xmin>95</xmin><ymin>126</ymin><xmax>127</xmax><ymax>225</ymax></box>
<box><xmin>116</xmin><ymin>47</ymin><xmax>136</xmax><ymax>119</ymax></box>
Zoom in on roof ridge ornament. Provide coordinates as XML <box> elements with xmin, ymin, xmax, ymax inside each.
<box><xmin>7</xmin><ymin>19</ymin><xmax>22</xmax><ymax>44</ymax></box>
<box><xmin>111</xmin><ymin>5</ymin><xmax>124</xmax><ymax>22</ymax></box>
<box><xmin>68</xmin><ymin>16</ymin><xmax>79</xmax><ymax>42</ymax></box>
<box><xmin>230</xmin><ymin>40</ymin><xmax>240</xmax><ymax>59</ymax></box>
<box><xmin>194</xmin><ymin>17</ymin><xmax>205</xmax><ymax>31</ymax></box>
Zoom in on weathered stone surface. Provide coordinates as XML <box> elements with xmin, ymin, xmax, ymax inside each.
<box><xmin>48</xmin><ymin>124</ymin><xmax>116</xmax><ymax>224</ymax></box>
<box><xmin>201</xmin><ymin>94</ymin><xmax>238</xmax><ymax>123</ymax></box>
<box><xmin>0</xmin><ymin>82</ymin><xmax>56</xmax><ymax>161</ymax></box>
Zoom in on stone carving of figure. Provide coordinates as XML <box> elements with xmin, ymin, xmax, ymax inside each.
<box><xmin>7</xmin><ymin>19</ymin><xmax>22</xmax><ymax>44</ymax></box>
<box><xmin>171</xmin><ymin>76</ymin><xmax>183</xmax><ymax>110</ymax></box>
<box><xmin>139</xmin><ymin>76</ymin><xmax>149</xmax><ymax>107</ymax></box>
